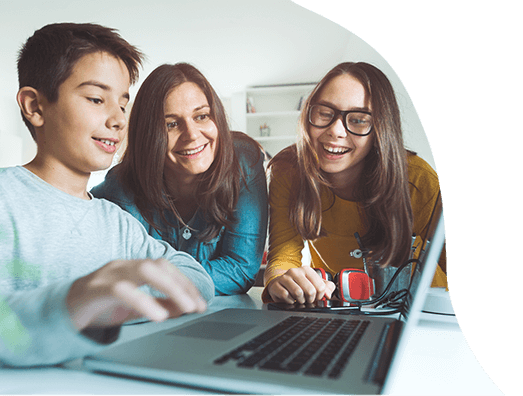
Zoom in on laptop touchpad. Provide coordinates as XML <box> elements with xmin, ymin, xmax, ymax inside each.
<box><xmin>168</xmin><ymin>321</ymin><xmax>256</xmax><ymax>341</ymax></box>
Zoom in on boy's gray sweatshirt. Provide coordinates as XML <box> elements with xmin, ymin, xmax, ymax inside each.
<box><xmin>0</xmin><ymin>166</ymin><xmax>214</xmax><ymax>367</ymax></box>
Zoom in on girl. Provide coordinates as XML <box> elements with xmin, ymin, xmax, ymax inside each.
<box><xmin>263</xmin><ymin>62</ymin><xmax>446</xmax><ymax>304</ymax></box>
<box><xmin>92</xmin><ymin>63</ymin><xmax>268</xmax><ymax>295</ymax></box>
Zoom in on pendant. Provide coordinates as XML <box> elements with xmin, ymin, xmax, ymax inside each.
<box><xmin>182</xmin><ymin>227</ymin><xmax>192</xmax><ymax>240</ymax></box>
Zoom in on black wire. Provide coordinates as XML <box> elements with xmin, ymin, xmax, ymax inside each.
<box><xmin>354</xmin><ymin>258</ymin><xmax>420</xmax><ymax>308</ymax></box>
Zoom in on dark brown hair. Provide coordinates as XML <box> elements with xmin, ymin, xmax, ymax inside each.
<box><xmin>271</xmin><ymin>62</ymin><xmax>414</xmax><ymax>267</ymax></box>
<box><xmin>17</xmin><ymin>22</ymin><xmax>144</xmax><ymax>140</ymax></box>
<box><xmin>118</xmin><ymin>63</ymin><xmax>246</xmax><ymax>241</ymax></box>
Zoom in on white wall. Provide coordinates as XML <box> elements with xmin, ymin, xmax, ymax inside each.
<box><xmin>0</xmin><ymin>0</ymin><xmax>434</xmax><ymax>169</ymax></box>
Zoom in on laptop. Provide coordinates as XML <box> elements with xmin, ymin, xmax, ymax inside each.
<box><xmin>84</xmin><ymin>197</ymin><xmax>445</xmax><ymax>394</ymax></box>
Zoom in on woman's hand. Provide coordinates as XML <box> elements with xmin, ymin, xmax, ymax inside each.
<box><xmin>66</xmin><ymin>258</ymin><xmax>207</xmax><ymax>331</ymax></box>
<box><xmin>266</xmin><ymin>267</ymin><xmax>336</xmax><ymax>304</ymax></box>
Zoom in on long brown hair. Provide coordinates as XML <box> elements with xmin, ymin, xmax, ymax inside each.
<box><xmin>118</xmin><ymin>63</ymin><xmax>242</xmax><ymax>241</ymax></box>
<box><xmin>271</xmin><ymin>62</ymin><xmax>413</xmax><ymax>267</ymax></box>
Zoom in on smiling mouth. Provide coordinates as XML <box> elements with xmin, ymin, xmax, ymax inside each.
<box><xmin>177</xmin><ymin>144</ymin><xmax>207</xmax><ymax>156</ymax></box>
<box><xmin>93</xmin><ymin>137</ymin><xmax>117</xmax><ymax>146</ymax></box>
<box><xmin>322</xmin><ymin>144</ymin><xmax>351</xmax><ymax>155</ymax></box>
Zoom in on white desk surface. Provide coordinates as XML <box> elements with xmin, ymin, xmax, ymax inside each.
<box><xmin>0</xmin><ymin>287</ymin><xmax>501</xmax><ymax>395</ymax></box>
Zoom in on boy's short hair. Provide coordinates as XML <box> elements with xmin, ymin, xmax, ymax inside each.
<box><xmin>17</xmin><ymin>22</ymin><xmax>144</xmax><ymax>140</ymax></box>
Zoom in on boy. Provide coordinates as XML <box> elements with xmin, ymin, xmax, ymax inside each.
<box><xmin>0</xmin><ymin>23</ymin><xmax>214</xmax><ymax>367</ymax></box>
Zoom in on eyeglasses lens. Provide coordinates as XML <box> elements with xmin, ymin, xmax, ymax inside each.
<box><xmin>309</xmin><ymin>104</ymin><xmax>372</xmax><ymax>136</ymax></box>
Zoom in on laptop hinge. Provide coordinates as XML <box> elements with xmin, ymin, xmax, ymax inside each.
<box><xmin>365</xmin><ymin>320</ymin><xmax>404</xmax><ymax>386</ymax></box>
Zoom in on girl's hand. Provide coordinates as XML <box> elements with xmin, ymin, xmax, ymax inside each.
<box><xmin>266</xmin><ymin>267</ymin><xmax>335</xmax><ymax>304</ymax></box>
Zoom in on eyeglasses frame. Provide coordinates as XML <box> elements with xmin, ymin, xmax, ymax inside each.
<box><xmin>308</xmin><ymin>103</ymin><xmax>373</xmax><ymax>137</ymax></box>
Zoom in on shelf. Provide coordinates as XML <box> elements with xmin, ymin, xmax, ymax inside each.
<box><xmin>231</xmin><ymin>82</ymin><xmax>317</xmax><ymax>157</ymax></box>
<box><xmin>247</xmin><ymin>83</ymin><xmax>317</xmax><ymax>95</ymax></box>
<box><xmin>246</xmin><ymin>111</ymin><xmax>300</xmax><ymax>118</ymax></box>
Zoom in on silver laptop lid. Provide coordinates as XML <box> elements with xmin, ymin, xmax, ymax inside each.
<box><xmin>382</xmin><ymin>192</ymin><xmax>445</xmax><ymax>393</ymax></box>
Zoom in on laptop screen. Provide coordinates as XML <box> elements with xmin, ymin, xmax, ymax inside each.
<box><xmin>401</xmin><ymin>190</ymin><xmax>444</xmax><ymax>320</ymax></box>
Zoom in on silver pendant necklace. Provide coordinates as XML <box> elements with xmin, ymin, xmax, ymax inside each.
<box><xmin>182</xmin><ymin>226</ymin><xmax>192</xmax><ymax>240</ymax></box>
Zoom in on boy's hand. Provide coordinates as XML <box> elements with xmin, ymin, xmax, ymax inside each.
<box><xmin>266</xmin><ymin>267</ymin><xmax>336</xmax><ymax>305</ymax></box>
<box><xmin>66</xmin><ymin>259</ymin><xmax>207</xmax><ymax>330</ymax></box>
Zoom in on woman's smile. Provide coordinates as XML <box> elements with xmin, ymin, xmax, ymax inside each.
<box><xmin>176</xmin><ymin>143</ymin><xmax>208</xmax><ymax>157</ymax></box>
<box><xmin>164</xmin><ymin>82</ymin><xmax>218</xmax><ymax>181</ymax></box>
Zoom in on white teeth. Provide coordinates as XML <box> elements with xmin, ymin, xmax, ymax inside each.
<box><xmin>323</xmin><ymin>144</ymin><xmax>349</xmax><ymax>154</ymax></box>
<box><xmin>179</xmin><ymin>145</ymin><xmax>205</xmax><ymax>155</ymax></box>
<box><xmin>95</xmin><ymin>138</ymin><xmax>115</xmax><ymax>146</ymax></box>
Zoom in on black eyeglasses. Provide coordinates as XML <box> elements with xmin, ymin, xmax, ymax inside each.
<box><xmin>308</xmin><ymin>104</ymin><xmax>373</xmax><ymax>136</ymax></box>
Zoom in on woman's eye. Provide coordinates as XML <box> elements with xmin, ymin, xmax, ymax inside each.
<box><xmin>195</xmin><ymin>113</ymin><xmax>210</xmax><ymax>122</ymax></box>
<box><xmin>88</xmin><ymin>97</ymin><xmax>102</xmax><ymax>104</ymax></box>
<box><xmin>167</xmin><ymin>121</ymin><xmax>179</xmax><ymax>129</ymax></box>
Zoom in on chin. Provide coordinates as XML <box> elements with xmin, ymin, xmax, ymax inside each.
<box><xmin>90</xmin><ymin>161</ymin><xmax>114</xmax><ymax>173</ymax></box>
<box><xmin>319</xmin><ymin>161</ymin><xmax>349</xmax><ymax>174</ymax></box>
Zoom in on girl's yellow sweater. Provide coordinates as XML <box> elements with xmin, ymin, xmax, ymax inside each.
<box><xmin>263</xmin><ymin>154</ymin><xmax>447</xmax><ymax>301</ymax></box>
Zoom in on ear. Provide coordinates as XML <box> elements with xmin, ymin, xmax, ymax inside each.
<box><xmin>16</xmin><ymin>87</ymin><xmax>45</xmax><ymax>128</ymax></box>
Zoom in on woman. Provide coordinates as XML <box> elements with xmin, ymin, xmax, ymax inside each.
<box><xmin>91</xmin><ymin>63</ymin><xmax>268</xmax><ymax>295</ymax></box>
<box><xmin>263</xmin><ymin>62</ymin><xmax>446</xmax><ymax>304</ymax></box>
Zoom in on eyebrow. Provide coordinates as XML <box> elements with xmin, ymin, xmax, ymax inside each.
<box><xmin>316</xmin><ymin>100</ymin><xmax>371</xmax><ymax>113</ymax></box>
<box><xmin>77</xmin><ymin>80</ymin><xmax>130</xmax><ymax>100</ymax></box>
<box><xmin>164</xmin><ymin>104</ymin><xmax>210</xmax><ymax>119</ymax></box>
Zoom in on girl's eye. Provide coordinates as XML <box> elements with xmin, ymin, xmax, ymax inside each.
<box><xmin>120</xmin><ymin>107</ymin><xmax>126</xmax><ymax>114</ymax></box>
<box><xmin>88</xmin><ymin>97</ymin><xmax>102</xmax><ymax>104</ymax></box>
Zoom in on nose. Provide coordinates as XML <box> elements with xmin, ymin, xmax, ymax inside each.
<box><xmin>106</xmin><ymin>103</ymin><xmax>127</xmax><ymax>131</ymax></box>
<box><xmin>181</xmin><ymin>119</ymin><xmax>201</xmax><ymax>141</ymax></box>
<box><xmin>327</xmin><ymin>116</ymin><xmax>348</xmax><ymax>139</ymax></box>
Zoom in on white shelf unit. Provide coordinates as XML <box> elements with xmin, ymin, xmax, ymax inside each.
<box><xmin>231</xmin><ymin>83</ymin><xmax>316</xmax><ymax>159</ymax></box>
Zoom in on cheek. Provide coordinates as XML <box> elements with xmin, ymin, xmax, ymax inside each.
<box><xmin>206</xmin><ymin>123</ymin><xmax>219</xmax><ymax>152</ymax></box>
<box><xmin>206</xmin><ymin>121</ymin><xmax>219</xmax><ymax>141</ymax></box>
<box><xmin>166</xmin><ymin>131</ymin><xmax>179</xmax><ymax>151</ymax></box>
<box><xmin>356</xmin><ymin>136</ymin><xmax>374</xmax><ymax>156</ymax></box>
<box><xmin>165</xmin><ymin>139</ymin><xmax>179</xmax><ymax>166</ymax></box>
<box><xmin>308</xmin><ymin>127</ymin><xmax>323</xmax><ymax>145</ymax></box>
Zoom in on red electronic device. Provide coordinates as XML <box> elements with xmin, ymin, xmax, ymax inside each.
<box><xmin>336</xmin><ymin>268</ymin><xmax>375</xmax><ymax>303</ymax></box>
<box><xmin>314</xmin><ymin>267</ymin><xmax>375</xmax><ymax>303</ymax></box>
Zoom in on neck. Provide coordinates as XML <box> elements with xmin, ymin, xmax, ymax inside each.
<box><xmin>164</xmin><ymin>167</ymin><xmax>199</xmax><ymax>223</ymax></box>
<box><xmin>325</xmin><ymin>166</ymin><xmax>363</xmax><ymax>202</ymax></box>
<box><xmin>164</xmin><ymin>168</ymin><xmax>197</xmax><ymax>200</ymax></box>
<box><xmin>24</xmin><ymin>156</ymin><xmax>91</xmax><ymax>200</ymax></box>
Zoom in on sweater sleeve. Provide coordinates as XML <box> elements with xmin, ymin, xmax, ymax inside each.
<box><xmin>0</xmin><ymin>280</ymin><xmax>119</xmax><ymax>367</ymax></box>
<box><xmin>262</xmin><ymin>162</ymin><xmax>305</xmax><ymax>301</ymax></box>
<box><xmin>407</xmin><ymin>155</ymin><xmax>448</xmax><ymax>288</ymax></box>
<box><xmin>115</xmin><ymin>205</ymin><xmax>215</xmax><ymax>303</ymax></box>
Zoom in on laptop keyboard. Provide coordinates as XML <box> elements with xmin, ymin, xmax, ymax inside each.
<box><xmin>213</xmin><ymin>316</ymin><xmax>369</xmax><ymax>378</ymax></box>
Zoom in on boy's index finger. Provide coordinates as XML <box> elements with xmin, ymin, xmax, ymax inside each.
<box><xmin>112</xmin><ymin>280</ymin><xmax>169</xmax><ymax>323</ymax></box>
<box><xmin>136</xmin><ymin>259</ymin><xmax>207</xmax><ymax>313</ymax></box>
